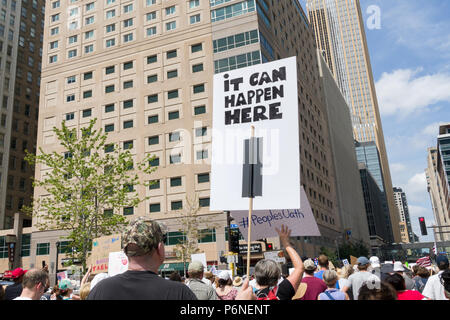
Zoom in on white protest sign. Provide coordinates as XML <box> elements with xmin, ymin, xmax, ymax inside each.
<box><xmin>191</xmin><ymin>253</ymin><xmax>207</xmax><ymax>268</ymax></box>
<box><xmin>231</xmin><ymin>186</ymin><xmax>320</xmax><ymax>241</ymax></box>
<box><xmin>264</xmin><ymin>250</ymin><xmax>286</xmax><ymax>264</ymax></box>
<box><xmin>211</xmin><ymin>56</ymin><xmax>300</xmax><ymax>210</ymax></box>
<box><xmin>108</xmin><ymin>251</ymin><xmax>129</xmax><ymax>277</ymax></box>
<box><xmin>343</xmin><ymin>259</ymin><xmax>349</xmax><ymax>266</ymax></box>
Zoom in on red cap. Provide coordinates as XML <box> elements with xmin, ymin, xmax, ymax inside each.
<box><xmin>12</xmin><ymin>268</ymin><xmax>26</xmax><ymax>278</ymax></box>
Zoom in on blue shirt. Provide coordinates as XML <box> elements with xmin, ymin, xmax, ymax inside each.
<box><xmin>314</xmin><ymin>270</ymin><xmax>340</xmax><ymax>289</ymax></box>
<box><xmin>318</xmin><ymin>289</ymin><xmax>346</xmax><ymax>300</ymax></box>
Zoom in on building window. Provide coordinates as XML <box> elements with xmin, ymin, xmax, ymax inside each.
<box><xmin>85</xmin><ymin>16</ymin><xmax>94</xmax><ymax>25</ymax></box>
<box><xmin>192</xmin><ymin>63</ymin><xmax>203</xmax><ymax>73</ymax></box>
<box><xmin>213</xmin><ymin>29</ymin><xmax>259</xmax><ymax>53</ymax></box>
<box><xmin>146</xmin><ymin>0</ymin><xmax>156</xmax><ymax>6</ymax></box>
<box><xmin>105</xmin><ymin>104</ymin><xmax>115</xmax><ymax>113</ymax></box>
<box><xmin>194</xmin><ymin>105</ymin><xmax>206</xmax><ymax>115</ymax></box>
<box><xmin>85</xmin><ymin>30</ymin><xmax>94</xmax><ymax>40</ymax></box>
<box><xmin>198</xmin><ymin>228</ymin><xmax>215</xmax><ymax>243</ymax></box>
<box><xmin>104</xmin><ymin>144</ymin><xmax>114</xmax><ymax>153</ymax></box>
<box><xmin>147</xmin><ymin>54</ymin><xmax>157</xmax><ymax>64</ymax></box>
<box><xmin>193</xmin><ymin>84</ymin><xmax>205</xmax><ymax>94</ymax></box>
<box><xmin>106</xmin><ymin>23</ymin><xmax>115</xmax><ymax>33</ymax></box>
<box><xmin>85</xmin><ymin>44</ymin><xmax>94</xmax><ymax>53</ymax></box>
<box><xmin>105</xmin><ymin>85</ymin><xmax>115</xmax><ymax>93</ymax></box>
<box><xmin>170</xmin><ymin>177</ymin><xmax>182</xmax><ymax>187</ymax></box>
<box><xmin>124</xmin><ymin>4</ymin><xmax>133</xmax><ymax>13</ymax></box>
<box><xmin>123</xmin><ymin>33</ymin><xmax>133</xmax><ymax>42</ymax></box>
<box><xmin>189</xmin><ymin>0</ymin><xmax>200</xmax><ymax>9</ymax></box>
<box><xmin>67</xmin><ymin>75</ymin><xmax>76</xmax><ymax>84</ymax></box>
<box><xmin>197</xmin><ymin>173</ymin><xmax>210</xmax><ymax>183</ymax></box>
<box><xmin>123</xmin><ymin>207</ymin><xmax>134</xmax><ymax>216</ymax></box>
<box><xmin>147</xmin><ymin>74</ymin><xmax>158</xmax><ymax>83</ymax></box>
<box><xmin>146</xmin><ymin>11</ymin><xmax>156</xmax><ymax>21</ymax></box>
<box><xmin>149</xmin><ymin>157</ymin><xmax>159</xmax><ymax>167</ymax></box>
<box><xmin>106</xmin><ymin>38</ymin><xmax>115</xmax><ymax>47</ymax></box>
<box><xmin>149</xmin><ymin>203</ymin><xmax>160</xmax><ymax>212</ymax></box>
<box><xmin>123</xmin><ymin>140</ymin><xmax>133</xmax><ymax>150</ymax></box>
<box><xmin>170</xmin><ymin>154</ymin><xmax>181</xmax><ymax>164</ymax></box>
<box><xmin>66</xmin><ymin>112</ymin><xmax>75</xmax><ymax>121</ymax></box>
<box><xmin>146</xmin><ymin>26</ymin><xmax>156</xmax><ymax>37</ymax></box>
<box><xmin>149</xmin><ymin>179</ymin><xmax>160</xmax><ymax>190</ymax></box>
<box><xmin>123</xmin><ymin>18</ymin><xmax>133</xmax><ymax>28</ymax></box>
<box><xmin>50</xmin><ymin>41</ymin><xmax>58</xmax><ymax>49</ymax></box>
<box><xmin>49</xmin><ymin>55</ymin><xmax>58</xmax><ymax>63</ymax></box>
<box><xmin>147</xmin><ymin>94</ymin><xmax>158</xmax><ymax>103</ymax></box>
<box><xmin>148</xmin><ymin>115</ymin><xmax>158</xmax><ymax>125</ymax></box>
<box><xmin>50</xmin><ymin>27</ymin><xmax>59</xmax><ymax>35</ymax></box>
<box><xmin>105</xmin><ymin>66</ymin><xmax>115</xmax><ymax>74</ymax></box>
<box><xmin>106</xmin><ymin>9</ymin><xmax>115</xmax><ymax>19</ymax></box>
<box><xmin>36</xmin><ymin>243</ymin><xmax>50</xmax><ymax>255</ymax></box>
<box><xmin>82</xmin><ymin>109</ymin><xmax>92</xmax><ymax>118</ymax></box>
<box><xmin>199</xmin><ymin>197</ymin><xmax>210</xmax><ymax>207</ymax></box>
<box><xmin>197</xmin><ymin>150</ymin><xmax>208</xmax><ymax>159</ymax></box>
<box><xmin>123</xmin><ymin>61</ymin><xmax>133</xmax><ymax>70</ymax></box>
<box><xmin>169</xmin><ymin>132</ymin><xmax>180</xmax><ymax>142</ymax></box>
<box><xmin>86</xmin><ymin>2</ymin><xmax>95</xmax><ymax>10</ymax></box>
<box><xmin>191</xmin><ymin>43</ymin><xmax>203</xmax><ymax>53</ymax></box>
<box><xmin>167</xmin><ymin>89</ymin><xmax>179</xmax><ymax>99</ymax></box>
<box><xmin>195</xmin><ymin>127</ymin><xmax>207</xmax><ymax>137</ymax></box>
<box><xmin>123</xmin><ymin>120</ymin><xmax>133</xmax><ymax>129</ymax></box>
<box><xmin>214</xmin><ymin>50</ymin><xmax>261</xmax><ymax>73</ymax></box>
<box><xmin>84</xmin><ymin>71</ymin><xmax>93</xmax><ymax>80</ymax></box>
<box><xmin>167</xmin><ymin>70</ymin><xmax>178</xmax><ymax>79</ymax></box>
<box><xmin>171</xmin><ymin>201</ymin><xmax>182</xmax><ymax>210</ymax></box>
<box><xmin>210</xmin><ymin>0</ymin><xmax>256</xmax><ymax>23</ymax></box>
<box><xmin>66</xmin><ymin>94</ymin><xmax>75</xmax><ymax>102</ymax></box>
<box><xmin>123</xmin><ymin>99</ymin><xmax>133</xmax><ymax>109</ymax></box>
<box><xmin>83</xmin><ymin>90</ymin><xmax>92</xmax><ymax>99</ymax></box>
<box><xmin>68</xmin><ymin>35</ymin><xmax>78</xmax><ymax>44</ymax></box>
<box><xmin>168</xmin><ymin>111</ymin><xmax>179</xmax><ymax>120</ymax></box>
<box><xmin>104</xmin><ymin>124</ymin><xmax>114</xmax><ymax>132</ymax></box>
<box><xmin>148</xmin><ymin>135</ymin><xmax>159</xmax><ymax>145</ymax></box>
<box><xmin>190</xmin><ymin>14</ymin><xmax>200</xmax><ymax>24</ymax></box>
<box><xmin>68</xmin><ymin>49</ymin><xmax>77</xmax><ymax>58</ymax></box>
<box><xmin>166</xmin><ymin>21</ymin><xmax>176</xmax><ymax>31</ymax></box>
<box><xmin>123</xmin><ymin>80</ymin><xmax>133</xmax><ymax>89</ymax></box>
<box><xmin>165</xmin><ymin>6</ymin><xmax>175</xmax><ymax>15</ymax></box>
<box><xmin>166</xmin><ymin>49</ymin><xmax>177</xmax><ymax>59</ymax></box>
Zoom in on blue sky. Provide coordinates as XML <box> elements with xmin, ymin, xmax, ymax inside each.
<box><xmin>299</xmin><ymin>0</ymin><xmax>450</xmax><ymax>242</ymax></box>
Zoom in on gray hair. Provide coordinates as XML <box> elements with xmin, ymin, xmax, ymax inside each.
<box><xmin>323</xmin><ymin>270</ymin><xmax>338</xmax><ymax>287</ymax></box>
<box><xmin>255</xmin><ymin>259</ymin><xmax>281</xmax><ymax>287</ymax></box>
<box><xmin>22</xmin><ymin>269</ymin><xmax>49</xmax><ymax>290</ymax></box>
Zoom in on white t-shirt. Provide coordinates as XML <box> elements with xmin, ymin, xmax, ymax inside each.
<box><xmin>13</xmin><ymin>297</ymin><xmax>32</xmax><ymax>300</ymax></box>
<box><xmin>422</xmin><ymin>271</ymin><xmax>448</xmax><ymax>300</ymax></box>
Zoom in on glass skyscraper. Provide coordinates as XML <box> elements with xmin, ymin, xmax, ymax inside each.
<box><xmin>306</xmin><ymin>0</ymin><xmax>401</xmax><ymax>242</ymax></box>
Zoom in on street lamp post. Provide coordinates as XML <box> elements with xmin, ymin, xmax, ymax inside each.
<box><xmin>55</xmin><ymin>242</ymin><xmax>60</xmax><ymax>285</ymax></box>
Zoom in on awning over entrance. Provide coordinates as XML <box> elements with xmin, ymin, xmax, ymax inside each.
<box><xmin>158</xmin><ymin>262</ymin><xmax>188</xmax><ymax>273</ymax></box>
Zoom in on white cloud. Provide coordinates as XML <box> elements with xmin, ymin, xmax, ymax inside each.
<box><xmin>390</xmin><ymin>163</ymin><xmax>406</xmax><ymax>174</ymax></box>
<box><xmin>403</xmin><ymin>172</ymin><xmax>428</xmax><ymax>203</ymax></box>
<box><xmin>376</xmin><ymin>69</ymin><xmax>450</xmax><ymax>116</ymax></box>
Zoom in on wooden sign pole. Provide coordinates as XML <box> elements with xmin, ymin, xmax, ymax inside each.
<box><xmin>247</xmin><ymin>126</ymin><xmax>255</xmax><ymax>278</ymax></box>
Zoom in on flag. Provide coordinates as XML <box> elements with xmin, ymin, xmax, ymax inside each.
<box><xmin>432</xmin><ymin>242</ymin><xmax>438</xmax><ymax>255</ymax></box>
<box><xmin>416</xmin><ymin>256</ymin><xmax>432</xmax><ymax>267</ymax></box>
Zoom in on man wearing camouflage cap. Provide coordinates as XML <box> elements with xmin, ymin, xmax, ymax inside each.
<box><xmin>88</xmin><ymin>217</ymin><xmax>197</xmax><ymax>300</ymax></box>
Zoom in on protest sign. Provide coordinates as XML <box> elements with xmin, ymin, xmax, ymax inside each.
<box><xmin>57</xmin><ymin>271</ymin><xmax>68</xmax><ymax>282</ymax></box>
<box><xmin>350</xmin><ymin>256</ymin><xmax>358</xmax><ymax>266</ymax></box>
<box><xmin>264</xmin><ymin>250</ymin><xmax>286</xmax><ymax>264</ymax></box>
<box><xmin>230</xmin><ymin>186</ymin><xmax>320</xmax><ymax>241</ymax></box>
<box><xmin>343</xmin><ymin>259</ymin><xmax>349</xmax><ymax>266</ymax></box>
<box><xmin>108</xmin><ymin>251</ymin><xmax>129</xmax><ymax>277</ymax></box>
<box><xmin>90</xmin><ymin>234</ymin><xmax>121</xmax><ymax>274</ymax></box>
<box><xmin>191</xmin><ymin>253</ymin><xmax>207</xmax><ymax>268</ymax></box>
<box><xmin>211</xmin><ymin>56</ymin><xmax>300</xmax><ymax>211</ymax></box>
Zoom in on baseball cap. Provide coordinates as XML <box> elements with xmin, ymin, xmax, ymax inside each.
<box><xmin>370</xmin><ymin>256</ymin><xmax>381</xmax><ymax>268</ymax></box>
<box><xmin>58</xmin><ymin>279</ymin><xmax>73</xmax><ymax>290</ymax></box>
<box><xmin>188</xmin><ymin>261</ymin><xmax>204</xmax><ymax>273</ymax></box>
<box><xmin>218</xmin><ymin>271</ymin><xmax>230</xmax><ymax>281</ymax></box>
<box><xmin>357</xmin><ymin>256</ymin><xmax>370</xmax><ymax>266</ymax></box>
<box><xmin>304</xmin><ymin>259</ymin><xmax>316</xmax><ymax>271</ymax></box>
<box><xmin>121</xmin><ymin>216</ymin><xmax>167</xmax><ymax>257</ymax></box>
<box><xmin>393</xmin><ymin>261</ymin><xmax>405</xmax><ymax>272</ymax></box>
<box><xmin>12</xmin><ymin>268</ymin><xmax>26</xmax><ymax>279</ymax></box>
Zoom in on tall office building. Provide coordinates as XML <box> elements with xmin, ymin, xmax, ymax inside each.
<box><xmin>393</xmin><ymin>187</ymin><xmax>414</xmax><ymax>243</ymax></box>
<box><xmin>425</xmin><ymin>124</ymin><xmax>450</xmax><ymax>242</ymax></box>
<box><xmin>355</xmin><ymin>140</ymin><xmax>393</xmax><ymax>243</ymax></box>
<box><xmin>306</xmin><ymin>0</ymin><xmax>401</xmax><ymax>243</ymax></box>
<box><xmin>26</xmin><ymin>0</ymin><xmax>343</xmax><ymax>280</ymax></box>
<box><xmin>0</xmin><ymin>0</ymin><xmax>44</xmax><ymax>229</ymax></box>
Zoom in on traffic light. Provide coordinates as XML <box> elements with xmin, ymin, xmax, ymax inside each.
<box><xmin>419</xmin><ymin>217</ymin><xmax>427</xmax><ymax>236</ymax></box>
<box><xmin>229</xmin><ymin>228</ymin><xmax>240</xmax><ymax>254</ymax></box>
<box><xmin>266</xmin><ymin>242</ymin><xmax>273</xmax><ymax>251</ymax></box>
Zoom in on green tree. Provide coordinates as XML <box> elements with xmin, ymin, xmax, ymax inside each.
<box><xmin>25</xmin><ymin>118</ymin><xmax>156</xmax><ymax>272</ymax></box>
<box><xmin>338</xmin><ymin>240</ymin><xmax>370</xmax><ymax>261</ymax></box>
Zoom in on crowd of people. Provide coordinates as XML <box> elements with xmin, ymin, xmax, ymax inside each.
<box><xmin>1</xmin><ymin>217</ymin><xmax>450</xmax><ymax>301</ymax></box>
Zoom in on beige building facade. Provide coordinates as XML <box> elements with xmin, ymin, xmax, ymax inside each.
<box><xmin>2</xmin><ymin>0</ymin><xmax>351</xmax><ymax>280</ymax></box>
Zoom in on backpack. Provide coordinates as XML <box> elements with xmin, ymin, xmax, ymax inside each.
<box><xmin>256</xmin><ymin>286</ymin><xmax>279</xmax><ymax>300</ymax></box>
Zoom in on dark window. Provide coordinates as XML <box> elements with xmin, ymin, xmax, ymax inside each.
<box><xmin>149</xmin><ymin>157</ymin><xmax>159</xmax><ymax>167</ymax></box>
<box><xmin>83</xmin><ymin>90</ymin><xmax>92</xmax><ymax>98</ymax></box>
<box><xmin>166</xmin><ymin>49</ymin><xmax>177</xmax><ymax>59</ymax></box>
<box><xmin>123</xmin><ymin>80</ymin><xmax>133</xmax><ymax>89</ymax></box>
<box><xmin>123</xmin><ymin>99</ymin><xmax>133</xmax><ymax>108</ymax></box>
<box><xmin>105</xmin><ymin>104</ymin><xmax>115</xmax><ymax>112</ymax></box>
<box><xmin>149</xmin><ymin>203</ymin><xmax>160</xmax><ymax>212</ymax></box>
<box><xmin>82</xmin><ymin>109</ymin><xmax>92</xmax><ymax>117</ymax></box>
<box><xmin>167</xmin><ymin>70</ymin><xmax>178</xmax><ymax>79</ymax></box>
<box><xmin>105</xmin><ymin>85</ymin><xmax>115</xmax><ymax>93</ymax></box>
<box><xmin>104</xmin><ymin>209</ymin><xmax>113</xmax><ymax>217</ymax></box>
<box><xmin>168</xmin><ymin>111</ymin><xmax>179</xmax><ymax>120</ymax></box>
<box><xmin>123</xmin><ymin>120</ymin><xmax>133</xmax><ymax>129</ymax></box>
<box><xmin>147</xmin><ymin>74</ymin><xmax>157</xmax><ymax>83</ymax></box>
<box><xmin>195</xmin><ymin>127</ymin><xmax>207</xmax><ymax>137</ymax></box>
<box><xmin>123</xmin><ymin>61</ymin><xmax>133</xmax><ymax>70</ymax></box>
<box><xmin>104</xmin><ymin>124</ymin><xmax>114</xmax><ymax>132</ymax></box>
<box><xmin>149</xmin><ymin>180</ymin><xmax>160</xmax><ymax>190</ymax></box>
<box><xmin>123</xmin><ymin>207</ymin><xmax>134</xmax><ymax>215</ymax></box>
<box><xmin>171</xmin><ymin>201</ymin><xmax>182</xmax><ymax>210</ymax></box>
<box><xmin>192</xmin><ymin>63</ymin><xmax>203</xmax><ymax>73</ymax></box>
<box><xmin>193</xmin><ymin>84</ymin><xmax>205</xmax><ymax>94</ymax></box>
<box><xmin>194</xmin><ymin>105</ymin><xmax>206</xmax><ymax>115</ymax></box>
<box><xmin>104</xmin><ymin>144</ymin><xmax>114</xmax><ymax>153</ymax></box>
<box><xmin>105</xmin><ymin>66</ymin><xmax>115</xmax><ymax>74</ymax></box>
<box><xmin>148</xmin><ymin>135</ymin><xmax>159</xmax><ymax>145</ymax></box>
<box><xmin>83</xmin><ymin>71</ymin><xmax>93</xmax><ymax>80</ymax></box>
<box><xmin>148</xmin><ymin>115</ymin><xmax>158</xmax><ymax>124</ymax></box>
<box><xmin>191</xmin><ymin>43</ymin><xmax>202</xmax><ymax>53</ymax></box>
<box><xmin>169</xmin><ymin>132</ymin><xmax>180</xmax><ymax>142</ymax></box>
<box><xmin>170</xmin><ymin>177</ymin><xmax>182</xmax><ymax>187</ymax></box>
<box><xmin>123</xmin><ymin>140</ymin><xmax>133</xmax><ymax>149</ymax></box>
<box><xmin>199</xmin><ymin>197</ymin><xmax>210</xmax><ymax>207</ymax></box>
<box><xmin>167</xmin><ymin>89</ymin><xmax>178</xmax><ymax>99</ymax></box>
<box><xmin>197</xmin><ymin>173</ymin><xmax>209</xmax><ymax>183</ymax></box>
<box><xmin>148</xmin><ymin>94</ymin><xmax>158</xmax><ymax>103</ymax></box>
<box><xmin>147</xmin><ymin>54</ymin><xmax>157</xmax><ymax>64</ymax></box>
